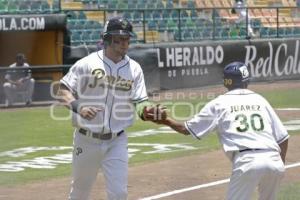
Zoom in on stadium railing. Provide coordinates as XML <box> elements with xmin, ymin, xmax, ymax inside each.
<box><xmin>0</xmin><ymin>0</ymin><xmax>299</xmax><ymax>43</ymax></box>
<box><xmin>62</xmin><ymin>6</ymin><xmax>299</xmax><ymax>45</ymax></box>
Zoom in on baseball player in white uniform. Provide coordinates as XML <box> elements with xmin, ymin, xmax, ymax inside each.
<box><xmin>57</xmin><ymin>17</ymin><xmax>158</xmax><ymax>200</ymax></box>
<box><xmin>154</xmin><ymin>62</ymin><xmax>289</xmax><ymax>200</ymax></box>
<box><xmin>3</xmin><ymin>53</ymin><xmax>35</xmax><ymax>107</ymax></box>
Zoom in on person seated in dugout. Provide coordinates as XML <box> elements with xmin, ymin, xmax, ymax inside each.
<box><xmin>3</xmin><ymin>53</ymin><xmax>35</xmax><ymax>107</ymax></box>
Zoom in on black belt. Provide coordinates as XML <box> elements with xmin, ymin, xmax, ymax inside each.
<box><xmin>78</xmin><ymin>128</ymin><xmax>123</xmax><ymax>140</ymax></box>
<box><xmin>239</xmin><ymin>148</ymin><xmax>263</xmax><ymax>153</ymax></box>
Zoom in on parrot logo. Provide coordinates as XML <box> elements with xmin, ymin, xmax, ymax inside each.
<box><xmin>239</xmin><ymin>65</ymin><xmax>249</xmax><ymax>79</ymax></box>
<box><xmin>75</xmin><ymin>147</ymin><xmax>83</xmax><ymax>156</ymax></box>
<box><xmin>121</xmin><ymin>19</ymin><xmax>128</xmax><ymax>29</ymax></box>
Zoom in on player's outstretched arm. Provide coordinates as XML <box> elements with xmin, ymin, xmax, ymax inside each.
<box><xmin>140</xmin><ymin>104</ymin><xmax>190</xmax><ymax>135</ymax></box>
<box><xmin>279</xmin><ymin>139</ymin><xmax>288</xmax><ymax>164</ymax></box>
<box><xmin>155</xmin><ymin>117</ymin><xmax>190</xmax><ymax>136</ymax></box>
<box><xmin>136</xmin><ymin>101</ymin><xmax>189</xmax><ymax>136</ymax></box>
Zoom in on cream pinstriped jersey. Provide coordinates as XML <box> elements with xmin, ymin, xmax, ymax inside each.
<box><xmin>61</xmin><ymin>50</ymin><xmax>148</xmax><ymax>133</ymax></box>
<box><xmin>185</xmin><ymin>89</ymin><xmax>289</xmax><ymax>160</ymax></box>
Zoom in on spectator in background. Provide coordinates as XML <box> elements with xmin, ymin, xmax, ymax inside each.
<box><xmin>232</xmin><ymin>0</ymin><xmax>256</xmax><ymax>38</ymax></box>
<box><xmin>3</xmin><ymin>53</ymin><xmax>35</xmax><ymax>107</ymax></box>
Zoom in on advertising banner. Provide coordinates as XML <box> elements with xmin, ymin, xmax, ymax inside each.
<box><xmin>0</xmin><ymin>14</ymin><xmax>66</xmax><ymax>31</ymax></box>
<box><xmin>156</xmin><ymin>42</ymin><xmax>228</xmax><ymax>90</ymax></box>
<box><xmin>66</xmin><ymin>38</ymin><xmax>300</xmax><ymax>92</ymax></box>
<box><xmin>242</xmin><ymin>39</ymin><xmax>300</xmax><ymax>82</ymax></box>
<box><xmin>128</xmin><ymin>39</ymin><xmax>300</xmax><ymax>91</ymax></box>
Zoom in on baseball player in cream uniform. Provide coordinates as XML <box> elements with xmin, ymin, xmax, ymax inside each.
<box><xmin>3</xmin><ymin>53</ymin><xmax>35</xmax><ymax>106</ymax></box>
<box><xmin>57</xmin><ymin>17</ymin><xmax>154</xmax><ymax>200</ymax></box>
<box><xmin>154</xmin><ymin>62</ymin><xmax>289</xmax><ymax>200</ymax></box>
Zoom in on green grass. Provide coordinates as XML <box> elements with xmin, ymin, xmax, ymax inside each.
<box><xmin>278</xmin><ymin>181</ymin><xmax>300</xmax><ymax>200</ymax></box>
<box><xmin>128</xmin><ymin>132</ymin><xmax>220</xmax><ymax>165</ymax></box>
<box><xmin>0</xmin><ymin>88</ymin><xmax>299</xmax><ymax>187</ymax></box>
<box><xmin>1</xmin><ymin>164</ymin><xmax>71</xmax><ymax>186</ymax></box>
<box><xmin>257</xmin><ymin>89</ymin><xmax>300</xmax><ymax>108</ymax></box>
<box><xmin>0</xmin><ymin>108</ymin><xmax>73</xmax><ymax>152</ymax></box>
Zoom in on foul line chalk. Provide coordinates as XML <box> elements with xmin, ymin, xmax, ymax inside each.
<box><xmin>285</xmin><ymin>162</ymin><xmax>300</xmax><ymax>169</ymax></box>
<box><xmin>139</xmin><ymin>179</ymin><xmax>229</xmax><ymax>200</ymax></box>
<box><xmin>276</xmin><ymin>108</ymin><xmax>300</xmax><ymax>111</ymax></box>
<box><xmin>140</xmin><ymin>162</ymin><xmax>300</xmax><ymax>200</ymax></box>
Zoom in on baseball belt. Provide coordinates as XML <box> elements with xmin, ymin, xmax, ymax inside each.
<box><xmin>78</xmin><ymin>128</ymin><xmax>124</xmax><ymax>140</ymax></box>
<box><xmin>239</xmin><ymin>148</ymin><xmax>263</xmax><ymax>153</ymax></box>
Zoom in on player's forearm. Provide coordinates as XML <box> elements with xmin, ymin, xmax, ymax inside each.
<box><xmin>162</xmin><ymin>118</ymin><xmax>190</xmax><ymax>135</ymax></box>
<box><xmin>279</xmin><ymin>139</ymin><xmax>288</xmax><ymax>164</ymax></box>
<box><xmin>56</xmin><ymin>84</ymin><xmax>76</xmax><ymax>108</ymax></box>
<box><xmin>5</xmin><ymin>79</ymin><xmax>16</xmax><ymax>84</ymax></box>
<box><xmin>23</xmin><ymin>75</ymin><xmax>31</xmax><ymax>80</ymax></box>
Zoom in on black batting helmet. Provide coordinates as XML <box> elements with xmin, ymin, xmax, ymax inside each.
<box><xmin>102</xmin><ymin>17</ymin><xmax>134</xmax><ymax>42</ymax></box>
<box><xmin>223</xmin><ymin>61</ymin><xmax>250</xmax><ymax>89</ymax></box>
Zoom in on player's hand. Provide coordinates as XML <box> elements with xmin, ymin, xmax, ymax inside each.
<box><xmin>78</xmin><ymin>106</ymin><xmax>103</xmax><ymax>120</ymax></box>
<box><xmin>152</xmin><ymin>105</ymin><xmax>168</xmax><ymax>124</ymax></box>
<box><xmin>143</xmin><ymin>104</ymin><xmax>167</xmax><ymax>122</ymax></box>
<box><xmin>15</xmin><ymin>79</ymin><xmax>22</xmax><ymax>86</ymax></box>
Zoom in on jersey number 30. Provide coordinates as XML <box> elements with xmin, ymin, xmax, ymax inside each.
<box><xmin>235</xmin><ymin>113</ymin><xmax>264</xmax><ymax>132</ymax></box>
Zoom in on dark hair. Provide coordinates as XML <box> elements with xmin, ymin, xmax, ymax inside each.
<box><xmin>16</xmin><ymin>53</ymin><xmax>25</xmax><ymax>60</ymax></box>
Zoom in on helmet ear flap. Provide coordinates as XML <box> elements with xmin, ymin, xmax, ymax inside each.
<box><xmin>102</xmin><ymin>34</ymin><xmax>112</xmax><ymax>46</ymax></box>
<box><xmin>224</xmin><ymin>78</ymin><xmax>233</xmax><ymax>88</ymax></box>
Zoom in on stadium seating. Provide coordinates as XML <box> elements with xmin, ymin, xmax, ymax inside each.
<box><xmin>157</xmin><ymin>20</ymin><xmax>167</xmax><ymax>32</ymax></box>
<box><xmin>193</xmin><ymin>29</ymin><xmax>203</xmax><ymax>39</ymax></box>
<box><xmin>0</xmin><ymin>1</ymin><xmax>8</xmax><ymax>13</ymax></box>
<box><xmin>0</xmin><ymin>0</ymin><xmax>59</xmax><ymax>14</ymax></box>
<box><xmin>147</xmin><ymin>20</ymin><xmax>158</xmax><ymax>31</ymax></box>
<box><xmin>3</xmin><ymin>0</ymin><xmax>298</xmax><ymax>45</ymax></box>
<box><xmin>61</xmin><ymin>0</ymin><xmax>300</xmax><ymax>42</ymax></box>
<box><xmin>166</xmin><ymin>19</ymin><xmax>178</xmax><ymax>32</ymax></box>
<box><xmin>145</xmin><ymin>30</ymin><xmax>160</xmax><ymax>43</ymax></box>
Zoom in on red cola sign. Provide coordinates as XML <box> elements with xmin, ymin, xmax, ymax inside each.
<box><xmin>245</xmin><ymin>40</ymin><xmax>300</xmax><ymax>78</ymax></box>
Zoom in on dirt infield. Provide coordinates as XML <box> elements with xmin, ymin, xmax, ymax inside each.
<box><xmin>1</xmin><ymin>135</ymin><xmax>300</xmax><ymax>200</ymax></box>
<box><xmin>0</xmin><ymin>81</ymin><xmax>300</xmax><ymax>200</ymax></box>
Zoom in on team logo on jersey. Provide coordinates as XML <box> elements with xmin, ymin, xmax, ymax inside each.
<box><xmin>89</xmin><ymin>68</ymin><xmax>133</xmax><ymax>91</ymax></box>
<box><xmin>239</xmin><ymin>65</ymin><xmax>249</xmax><ymax>79</ymax></box>
<box><xmin>75</xmin><ymin>147</ymin><xmax>83</xmax><ymax>156</ymax></box>
<box><xmin>92</xmin><ymin>68</ymin><xmax>105</xmax><ymax>79</ymax></box>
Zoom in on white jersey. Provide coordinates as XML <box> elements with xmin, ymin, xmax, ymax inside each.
<box><xmin>61</xmin><ymin>50</ymin><xmax>148</xmax><ymax>133</ymax></box>
<box><xmin>185</xmin><ymin>89</ymin><xmax>289</xmax><ymax>160</ymax></box>
<box><xmin>5</xmin><ymin>63</ymin><xmax>31</xmax><ymax>81</ymax></box>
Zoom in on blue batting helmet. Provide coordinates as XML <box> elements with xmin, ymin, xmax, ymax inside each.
<box><xmin>223</xmin><ymin>62</ymin><xmax>250</xmax><ymax>89</ymax></box>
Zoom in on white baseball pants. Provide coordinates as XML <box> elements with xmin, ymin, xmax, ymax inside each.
<box><xmin>226</xmin><ymin>150</ymin><xmax>285</xmax><ymax>200</ymax></box>
<box><xmin>69</xmin><ymin>129</ymin><xmax>128</xmax><ymax>200</ymax></box>
<box><xmin>3</xmin><ymin>78</ymin><xmax>35</xmax><ymax>105</ymax></box>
